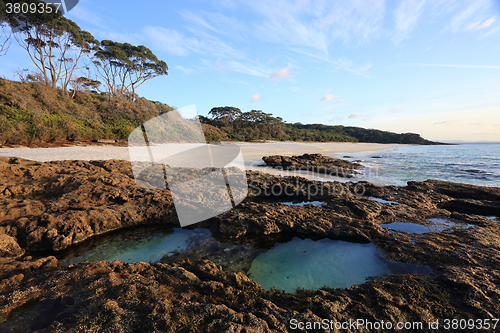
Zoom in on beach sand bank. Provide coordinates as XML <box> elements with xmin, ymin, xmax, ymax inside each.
<box><xmin>0</xmin><ymin>142</ymin><xmax>398</xmax><ymax>181</ymax></box>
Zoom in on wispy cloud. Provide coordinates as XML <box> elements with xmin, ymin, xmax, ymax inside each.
<box><xmin>388</xmin><ymin>108</ymin><xmax>405</xmax><ymax>113</ymax></box>
<box><xmin>215</xmin><ymin>58</ymin><xmax>226</xmax><ymax>72</ymax></box>
<box><xmin>434</xmin><ymin>120</ymin><xmax>459</xmax><ymax>125</ymax></box>
<box><xmin>175</xmin><ymin>65</ymin><xmax>196</xmax><ymax>75</ymax></box>
<box><xmin>449</xmin><ymin>0</ymin><xmax>492</xmax><ymax>32</ymax></box>
<box><xmin>226</xmin><ymin>60</ymin><xmax>270</xmax><ymax>77</ymax></box>
<box><xmin>349</xmin><ymin>113</ymin><xmax>361</xmax><ymax>119</ymax></box>
<box><xmin>320</xmin><ymin>94</ymin><xmax>337</xmax><ymax>102</ymax></box>
<box><xmin>407</xmin><ymin>63</ymin><xmax>500</xmax><ymax>69</ymax></box>
<box><xmin>464</xmin><ymin>16</ymin><xmax>497</xmax><ymax>31</ymax></box>
<box><xmin>328</xmin><ymin>116</ymin><xmax>343</xmax><ymax>122</ymax></box>
<box><xmin>250</xmin><ymin>93</ymin><xmax>261</xmax><ymax>103</ymax></box>
<box><xmin>241</xmin><ymin>0</ymin><xmax>385</xmax><ymax>56</ymax></box>
<box><xmin>392</xmin><ymin>0</ymin><xmax>426</xmax><ymax>43</ymax></box>
<box><xmin>142</xmin><ymin>26</ymin><xmax>242</xmax><ymax>58</ymax></box>
<box><xmin>328</xmin><ymin>109</ymin><xmax>336</xmax><ymax>113</ymax></box>
<box><xmin>305</xmin><ymin>112</ymin><xmax>312</xmax><ymax>116</ymax></box>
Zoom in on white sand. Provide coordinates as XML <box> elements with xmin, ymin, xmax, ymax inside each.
<box><xmin>0</xmin><ymin>142</ymin><xmax>398</xmax><ymax>181</ymax></box>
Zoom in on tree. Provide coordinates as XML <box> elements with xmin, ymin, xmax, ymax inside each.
<box><xmin>5</xmin><ymin>0</ymin><xmax>99</xmax><ymax>94</ymax></box>
<box><xmin>94</xmin><ymin>40</ymin><xmax>168</xmax><ymax>101</ymax></box>
<box><xmin>208</xmin><ymin>106</ymin><xmax>242</xmax><ymax>129</ymax></box>
<box><xmin>0</xmin><ymin>3</ymin><xmax>12</xmax><ymax>56</ymax></box>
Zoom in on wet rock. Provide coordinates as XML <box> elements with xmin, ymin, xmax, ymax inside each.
<box><xmin>262</xmin><ymin>153</ymin><xmax>363</xmax><ymax>177</ymax></box>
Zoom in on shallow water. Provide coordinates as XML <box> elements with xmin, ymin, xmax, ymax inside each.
<box><xmin>380</xmin><ymin>219</ymin><xmax>474</xmax><ymax>234</ymax></box>
<box><xmin>59</xmin><ymin>228</ymin><xmax>210</xmax><ymax>265</ymax></box>
<box><xmin>280</xmin><ymin>201</ymin><xmax>326</xmax><ymax>207</ymax></box>
<box><xmin>368</xmin><ymin>197</ymin><xmax>399</xmax><ymax>204</ymax></box>
<box><xmin>246</xmin><ymin>237</ymin><xmax>430</xmax><ymax>293</ymax></box>
<box><xmin>380</xmin><ymin>222</ymin><xmax>430</xmax><ymax>234</ymax></box>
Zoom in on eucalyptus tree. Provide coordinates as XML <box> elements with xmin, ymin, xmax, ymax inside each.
<box><xmin>208</xmin><ymin>106</ymin><xmax>242</xmax><ymax>129</ymax></box>
<box><xmin>5</xmin><ymin>0</ymin><xmax>99</xmax><ymax>94</ymax></box>
<box><xmin>94</xmin><ymin>40</ymin><xmax>168</xmax><ymax>101</ymax></box>
<box><xmin>0</xmin><ymin>3</ymin><xmax>12</xmax><ymax>56</ymax></box>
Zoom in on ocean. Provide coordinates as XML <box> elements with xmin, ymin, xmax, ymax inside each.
<box><xmin>332</xmin><ymin>143</ymin><xmax>500</xmax><ymax>187</ymax></box>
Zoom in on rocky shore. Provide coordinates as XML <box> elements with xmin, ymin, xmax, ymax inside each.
<box><xmin>262</xmin><ymin>153</ymin><xmax>363</xmax><ymax>178</ymax></box>
<box><xmin>0</xmin><ymin>155</ymin><xmax>499</xmax><ymax>332</ymax></box>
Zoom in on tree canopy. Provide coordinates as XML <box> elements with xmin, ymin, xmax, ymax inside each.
<box><xmin>94</xmin><ymin>40</ymin><xmax>168</xmax><ymax>101</ymax></box>
<box><xmin>4</xmin><ymin>0</ymin><xmax>99</xmax><ymax>93</ymax></box>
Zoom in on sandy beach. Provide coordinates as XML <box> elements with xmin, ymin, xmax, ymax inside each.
<box><xmin>0</xmin><ymin>141</ymin><xmax>398</xmax><ymax>181</ymax></box>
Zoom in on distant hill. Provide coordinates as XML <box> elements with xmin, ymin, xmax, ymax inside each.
<box><xmin>200</xmin><ymin>109</ymin><xmax>443</xmax><ymax>145</ymax></box>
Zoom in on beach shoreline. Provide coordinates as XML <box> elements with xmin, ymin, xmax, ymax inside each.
<box><xmin>0</xmin><ymin>141</ymin><xmax>400</xmax><ymax>162</ymax></box>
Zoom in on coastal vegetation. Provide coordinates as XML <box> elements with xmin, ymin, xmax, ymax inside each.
<box><xmin>201</xmin><ymin>106</ymin><xmax>440</xmax><ymax>144</ymax></box>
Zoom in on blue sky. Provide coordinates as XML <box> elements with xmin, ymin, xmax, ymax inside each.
<box><xmin>2</xmin><ymin>0</ymin><xmax>500</xmax><ymax>141</ymax></box>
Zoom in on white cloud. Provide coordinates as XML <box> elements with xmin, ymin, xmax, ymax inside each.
<box><xmin>329</xmin><ymin>109</ymin><xmax>336</xmax><ymax>113</ymax></box>
<box><xmin>305</xmin><ymin>112</ymin><xmax>312</xmax><ymax>116</ymax></box>
<box><xmin>392</xmin><ymin>0</ymin><xmax>426</xmax><ymax>43</ymax></box>
<box><xmin>319</xmin><ymin>94</ymin><xmax>337</xmax><ymax>102</ymax></box>
<box><xmin>349</xmin><ymin>113</ymin><xmax>361</xmax><ymax>119</ymax></box>
<box><xmin>270</xmin><ymin>65</ymin><xmax>292</xmax><ymax>79</ymax></box>
<box><xmin>250</xmin><ymin>93</ymin><xmax>261</xmax><ymax>103</ymax></box>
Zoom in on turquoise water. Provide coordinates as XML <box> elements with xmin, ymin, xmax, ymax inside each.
<box><xmin>60</xmin><ymin>228</ymin><xmax>211</xmax><ymax>265</ymax></box>
<box><xmin>248</xmin><ymin>238</ymin><xmax>392</xmax><ymax>293</ymax></box>
<box><xmin>334</xmin><ymin>143</ymin><xmax>500</xmax><ymax>186</ymax></box>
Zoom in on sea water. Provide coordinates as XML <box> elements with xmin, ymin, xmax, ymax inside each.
<box><xmin>334</xmin><ymin>143</ymin><xmax>500</xmax><ymax>186</ymax></box>
<box><xmin>59</xmin><ymin>228</ymin><xmax>210</xmax><ymax>265</ymax></box>
<box><xmin>247</xmin><ymin>238</ymin><xmax>391</xmax><ymax>293</ymax></box>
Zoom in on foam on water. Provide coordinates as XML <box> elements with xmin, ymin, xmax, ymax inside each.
<box><xmin>247</xmin><ymin>238</ymin><xmax>391</xmax><ymax>293</ymax></box>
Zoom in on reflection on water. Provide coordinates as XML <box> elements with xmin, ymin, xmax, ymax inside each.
<box><xmin>380</xmin><ymin>222</ymin><xmax>431</xmax><ymax>234</ymax></box>
<box><xmin>368</xmin><ymin>197</ymin><xmax>399</xmax><ymax>204</ymax></box>
<box><xmin>381</xmin><ymin>219</ymin><xmax>474</xmax><ymax>234</ymax></box>
<box><xmin>247</xmin><ymin>238</ymin><xmax>429</xmax><ymax>293</ymax></box>
<box><xmin>280</xmin><ymin>201</ymin><xmax>326</xmax><ymax>207</ymax></box>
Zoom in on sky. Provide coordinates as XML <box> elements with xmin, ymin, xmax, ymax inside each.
<box><xmin>1</xmin><ymin>0</ymin><xmax>500</xmax><ymax>141</ymax></box>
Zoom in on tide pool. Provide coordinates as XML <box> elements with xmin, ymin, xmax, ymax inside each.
<box><xmin>247</xmin><ymin>238</ymin><xmax>391</xmax><ymax>293</ymax></box>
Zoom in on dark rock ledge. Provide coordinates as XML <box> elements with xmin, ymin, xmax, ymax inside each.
<box><xmin>262</xmin><ymin>153</ymin><xmax>363</xmax><ymax>177</ymax></box>
<box><xmin>0</xmin><ymin>156</ymin><xmax>499</xmax><ymax>332</ymax></box>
